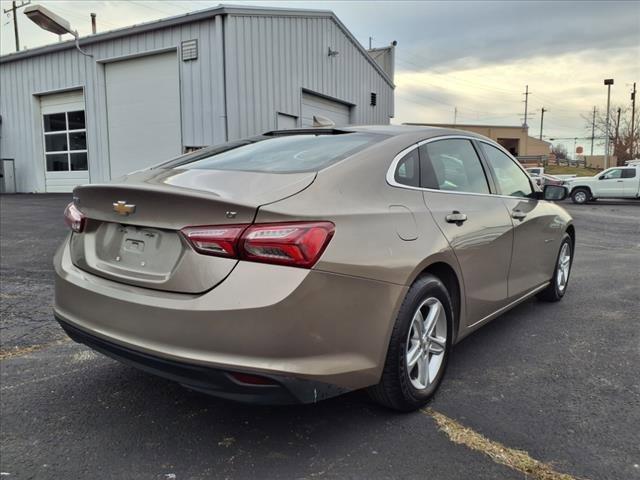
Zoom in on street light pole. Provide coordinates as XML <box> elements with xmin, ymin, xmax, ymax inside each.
<box><xmin>604</xmin><ymin>79</ymin><xmax>614</xmax><ymax>170</ymax></box>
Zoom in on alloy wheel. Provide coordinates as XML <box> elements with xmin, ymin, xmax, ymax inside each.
<box><xmin>557</xmin><ymin>242</ymin><xmax>571</xmax><ymax>292</ymax></box>
<box><xmin>405</xmin><ymin>297</ymin><xmax>447</xmax><ymax>390</ymax></box>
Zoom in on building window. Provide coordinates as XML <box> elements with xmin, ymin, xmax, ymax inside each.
<box><xmin>43</xmin><ymin>110</ymin><xmax>88</xmax><ymax>171</ymax></box>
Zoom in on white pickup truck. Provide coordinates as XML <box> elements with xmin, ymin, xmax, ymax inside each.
<box><xmin>567</xmin><ymin>165</ymin><xmax>640</xmax><ymax>204</ymax></box>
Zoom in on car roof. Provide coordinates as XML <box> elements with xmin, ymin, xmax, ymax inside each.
<box><xmin>265</xmin><ymin>124</ymin><xmax>490</xmax><ymax>145</ymax></box>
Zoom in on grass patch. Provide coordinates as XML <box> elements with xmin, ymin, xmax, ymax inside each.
<box><xmin>546</xmin><ymin>165</ymin><xmax>600</xmax><ymax>177</ymax></box>
<box><xmin>423</xmin><ymin>408</ymin><xmax>581</xmax><ymax>480</ymax></box>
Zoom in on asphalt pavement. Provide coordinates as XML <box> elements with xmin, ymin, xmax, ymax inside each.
<box><xmin>1</xmin><ymin>193</ymin><xmax>639</xmax><ymax>480</ymax></box>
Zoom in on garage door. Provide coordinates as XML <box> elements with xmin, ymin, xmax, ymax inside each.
<box><xmin>105</xmin><ymin>51</ymin><xmax>181</xmax><ymax>179</ymax></box>
<box><xmin>301</xmin><ymin>92</ymin><xmax>351</xmax><ymax>127</ymax></box>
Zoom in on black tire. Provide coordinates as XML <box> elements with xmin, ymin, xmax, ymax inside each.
<box><xmin>571</xmin><ymin>188</ymin><xmax>590</xmax><ymax>204</ymax></box>
<box><xmin>537</xmin><ymin>233</ymin><xmax>573</xmax><ymax>302</ymax></box>
<box><xmin>368</xmin><ymin>274</ymin><xmax>454</xmax><ymax>411</ymax></box>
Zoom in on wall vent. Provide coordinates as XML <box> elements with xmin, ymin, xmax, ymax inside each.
<box><xmin>181</xmin><ymin>40</ymin><xmax>198</xmax><ymax>61</ymax></box>
<box><xmin>370</xmin><ymin>92</ymin><xmax>377</xmax><ymax>106</ymax></box>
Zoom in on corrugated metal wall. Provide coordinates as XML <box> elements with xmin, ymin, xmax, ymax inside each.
<box><xmin>0</xmin><ymin>11</ymin><xmax>393</xmax><ymax>193</ymax></box>
<box><xmin>224</xmin><ymin>15</ymin><xmax>393</xmax><ymax>140</ymax></box>
<box><xmin>0</xmin><ymin>17</ymin><xmax>225</xmax><ymax>192</ymax></box>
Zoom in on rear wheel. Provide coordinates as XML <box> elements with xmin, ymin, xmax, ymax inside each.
<box><xmin>368</xmin><ymin>274</ymin><xmax>453</xmax><ymax>411</ymax></box>
<box><xmin>537</xmin><ymin>233</ymin><xmax>573</xmax><ymax>302</ymax></box>
<box><xmin>571</xmin><ymin>188</ymin><xmax>590</xmax><ymax>204</ymax></box>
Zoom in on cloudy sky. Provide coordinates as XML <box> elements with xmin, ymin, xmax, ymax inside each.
<box><xmin>1</xmin><ymin>0</ymin><xmax>638</xmax><ymax>153</ymax></box>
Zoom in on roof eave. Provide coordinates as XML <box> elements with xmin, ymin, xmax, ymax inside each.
<box><xmin>0</xmin><ymin>4</ymin><xmax>395</xmax><ymax>87</ymax></box>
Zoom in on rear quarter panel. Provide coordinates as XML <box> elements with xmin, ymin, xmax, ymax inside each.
<box><xmin>254</xmin><ymin>136</ymin><xmax>467</xmax><ymax>343</ymax></box>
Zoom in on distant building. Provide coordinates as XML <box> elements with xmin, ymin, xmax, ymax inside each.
<box><xmin>0</xmin><ymin>5</ymin><xmax>395</xmax><ymax>192</ymax></box>
<box><xmin>403</xmin><ymin>123</ymin><xmax>551</xmax><ymax>157</ymax></box>
<box><xmin>582</xmin><ymin>155</ymin><xmax>618</xmax><ymax>170</ymax></box>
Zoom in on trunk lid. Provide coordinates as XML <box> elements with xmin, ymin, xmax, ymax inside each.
<box><xmin>70</xmin><ymin>168</ymin><xmax>315</xmax><ymax>293</ymax></box>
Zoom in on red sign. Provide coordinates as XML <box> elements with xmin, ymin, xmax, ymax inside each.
<box><xmin>576</xmin><ymin>146</ymin><xmax>584</xmax><ymax>154</ymax></box>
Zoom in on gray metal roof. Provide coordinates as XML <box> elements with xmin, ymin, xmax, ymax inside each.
<box><xmin>0</xmin><ymin>4</ymin><xmax>394</xmax><ymax>87</ymax></box>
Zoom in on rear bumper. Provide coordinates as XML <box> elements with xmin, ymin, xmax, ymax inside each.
<box><xmin>57</xmin><ymin>316</ymin><xmax>345</xmax><ymax>404</ymax></box>
<box><xmin>54</xmin><ymin>238</ymin><xmax>406</xmax><ymax>398</ymax></box>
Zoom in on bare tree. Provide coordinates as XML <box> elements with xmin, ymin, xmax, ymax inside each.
<box><xmin>551</xmin><ymin>144</ymin><xmax>568</xmax><ymax>160</ymax></box>
<box><xmin>583</xmin><ymin>106</ymin><xmax>640</xmax><ymax>164</ymax></box>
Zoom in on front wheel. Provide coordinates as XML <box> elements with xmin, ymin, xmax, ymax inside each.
<box><xmin>537</xmin><ymin>234</ymin><xmax>573</xmax><ymax>302</ymax></box>
<box><xmin>571</xmin><ymin>188</ymin><xmax>590</xmax><ymax>204</ymax></box>
<box><xmin>368</xmin><ymin>274</ymin><xmax>453</xmax><ymax>411</ymax></box>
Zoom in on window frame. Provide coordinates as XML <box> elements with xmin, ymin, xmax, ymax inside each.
<box><xmin>386</xmin><ymin>135</ymin><xmax>531</xmax><ymax>197</ymax></box>
<box><xmin>42</xmin><ymin>110</ymin><xmax>89</xmax><ymax>173</ymax></box>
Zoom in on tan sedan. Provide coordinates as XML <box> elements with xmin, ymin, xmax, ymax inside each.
<box><xmin>54</xmin><ymin>125</ymin><xmax>574</xmax><ymax>411</ymax></box>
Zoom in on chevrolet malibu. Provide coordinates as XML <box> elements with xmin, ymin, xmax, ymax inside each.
<box><xmin>54</xmin><ymin>125</ymin><xmax>574</xmax><ymax>411</ymax></box>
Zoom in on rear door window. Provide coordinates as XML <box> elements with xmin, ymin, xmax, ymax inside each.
<box><xmin>394</xmin><ymin>149</ymin><xmax>420</xmax><ymax>187</ymax></box>
<box><xmin>419</xmin><ymin>139</ymin><xmax>490</xmax><ymax>194</ymax></box>
<box><xmin>180</xmin><ymin>133</ymin><xmax>383</xmax><ymax>173</ymax></box>
<box><xmin>621</xmin><ymin>168</ymin><xmax>636</xmax><ymax>178</ymax></box>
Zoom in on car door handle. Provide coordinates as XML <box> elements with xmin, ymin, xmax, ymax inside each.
<box><xmin>511</xmin><ymin>210</ymin><xmax>527</xmax><ymax>220</ymax></box>
<box><xmin>616</xmin><ymin>180</ymin><xmax>623</xmax><ymax>182</ymax></box>
<box><xmin>445</xmin><ymin>211</ymin><xmax>468</xmax><ymax>223</ymax></box>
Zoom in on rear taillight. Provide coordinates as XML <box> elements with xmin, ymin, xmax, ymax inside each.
<box><xmin>180</xmin><ymin>224</ymin><xmax>249</xmax><ymax>257</ymax></box>
<box><xmin>180</xmin><ymin>221</ymin><xmax>334</xmax><ymax>268</ymax></box>
<box><xmin>64</xmin><ymin>202</ymin><xmax>86</xmax><ymax>233</ymax></box>
<box><xmin>241</xmin><ymin>222</ymin><xmax>334</xmax><ymax>268</ymax></box>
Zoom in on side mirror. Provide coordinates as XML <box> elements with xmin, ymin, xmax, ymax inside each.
<box><xmin>599</xmin><ymin>175</ymin><xmax>605</xmax><ymax>180</ymax></box>
<box><xmin>543</xmin><ymin>184</ymin><xmax>568</xmax><ymax>201</ymax></box>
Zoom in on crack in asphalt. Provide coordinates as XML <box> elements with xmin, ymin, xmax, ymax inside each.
<box><xmin>0</xmin><ymin>338</ymin><xmax>70</xmax><ymax>361</ymax></box>
<box><xmin>422</xmin><ymin>408</ymin><xmax>583</xmax><ymax>480</ymax></box>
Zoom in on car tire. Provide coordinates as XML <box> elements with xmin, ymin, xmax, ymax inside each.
<box><xmin>537</xmin><ymin>233</ymin><xmax>573</xmax><ymax>302</ymax></box>
<box><xmin>571</xmin><ymin>188</ymin><xmax>590</xmax><ymax>204</ymax></box>
<box><xmin>368</xmin><ymin>274</ymin><xmax>453</xmax><ymax>412</ymax></box>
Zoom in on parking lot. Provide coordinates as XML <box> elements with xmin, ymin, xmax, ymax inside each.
<box><xmin>1</xmin><ymin>194</ymin><xmax>638</xmax><ymax>480</ymax></box>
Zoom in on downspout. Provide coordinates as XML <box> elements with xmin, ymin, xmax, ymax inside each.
<box><xmin>215</xmin><ymin>14</ymin><xmax>228</xmax><ymax>142</ymax></box>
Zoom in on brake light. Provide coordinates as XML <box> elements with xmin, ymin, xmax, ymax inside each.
<box><xmin>181</xmin><ymin>221</ymin><xmax>334</xmax><ymax>268</ymax></box>
<box><xmin>240</xmin><ymin>222</ymin><xmax>334</xmax><ymax>268</ymax></box>
<box><xmin>64</xmin><ymin>202</ymin><xmax>86</xmax><ymax>233</ymax></box>
<box><xmin>180</xmin><ymin>224</ymin><xmax>249</xmax><ymax>257</ymax></box>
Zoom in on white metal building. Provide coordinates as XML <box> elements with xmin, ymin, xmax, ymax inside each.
<box><xmin>0</xmin><ymin>5</ymin><xmax>395</xmax><ymax>193</ymax></box>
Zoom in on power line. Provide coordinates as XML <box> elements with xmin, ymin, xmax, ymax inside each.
<box><xmin>3</xmin><ymin>0</ymin><xmax>31</xmax><ymax>51</ymax></box>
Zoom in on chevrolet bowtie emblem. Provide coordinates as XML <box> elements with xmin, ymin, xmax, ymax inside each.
<box><xmin>113</xmin><ymin>201</ymin><xmax>136</xmax><ymax>216</ymax></box>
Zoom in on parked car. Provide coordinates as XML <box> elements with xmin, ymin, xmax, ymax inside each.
<box><xmin>526</xmin><ymin>167</ymin><xmax>544</xmax><ymax>177</ymax></box>
<box><xmin>531</xmin><ymin>173</ymin><xmax>565</xmax><ymax>188</ymax></box>
<box><xmin>54</xmin><ymin>126</ymin><xmax>575</xmax><ymax>411</ymax></box>
<box><xmin>566</xmin><ymin>165</ymin><xmax>640</xmax><ymax>203</ymax></box>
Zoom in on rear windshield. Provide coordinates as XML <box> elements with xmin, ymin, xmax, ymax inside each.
<box><xmin>179</xmin><ymin>133</ymin><xmax>383</xmax><ymax>173</ymax></box>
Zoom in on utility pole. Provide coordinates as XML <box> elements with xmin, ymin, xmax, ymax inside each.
<box><xmin>453</xmin><ymin>107</ymin><xmax>457</xmax><ymax>125</ymax></box>
<box><xmin>3</xmin><ymin>1</ymin><xmax>31</xmax><ymax>52</ymax></box>
<box><xmin>604</xmin><ymin>79</ymin><xmax>614</xmax><ymax>170</ymax></box>
<box><xmin>615</xmin><ymin>107</ymin><xmax>621</xmax><ymax>141</ymax></box>
<box><xmin>539</xmin><ymin>107</ymin><xmax>546</xmax><ymax>140</ymax></box>
<box><xmin>590</xmin><ymin>106</ymin><xmax>596</xmax><ymax>156</ymax></box>
<box><xmin>522</xmin><ymin>85</ymin><xmax>531</xmax><ymax>128</ymax></box>
<box><xmin>631</xmin><ymin>82</ymin><xmax>637</xmax><ymax>158</ymax></box>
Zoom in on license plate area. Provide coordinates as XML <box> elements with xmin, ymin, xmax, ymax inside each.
<box><xmin>92</xmin><ymin>223</ymin><xmax>183</xmax><ymax>278</ymax></box>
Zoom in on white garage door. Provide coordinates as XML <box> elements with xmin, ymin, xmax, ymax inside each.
<box><xmin>105</xmin><ymin>51</ymin><xmax>181</xmax><ymax>179</ymax></box>
<box><xmin>301</xmin><ymin>92</ymin><xmax>351</xmax><ymax>127</ymax></box>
